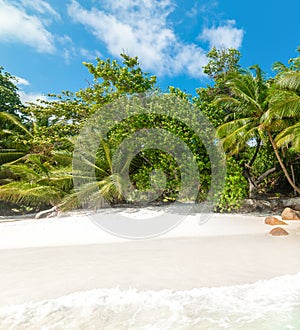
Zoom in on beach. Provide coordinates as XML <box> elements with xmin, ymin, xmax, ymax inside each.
<box><xmin>1</xmin><ymin>209</ymin><xmax>300</xmax><ymax>329</ymax></box>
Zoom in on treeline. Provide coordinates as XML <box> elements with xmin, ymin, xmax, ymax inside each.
<box><xmin>0</xmin><ymin>47</ymin><xmax>299</xmax><ymax>215</ymax></box>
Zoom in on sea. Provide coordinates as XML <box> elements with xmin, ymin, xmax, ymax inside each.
<box><xmin>0</xmin><ymin>272</ymin><xmax>300</xmax><ymax>329</ymax></box>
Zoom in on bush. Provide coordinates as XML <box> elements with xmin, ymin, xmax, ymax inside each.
<box><xmin>215</xmin><ymin>157</ymin><xmax>248</xmax><ymax>212</ymax></box>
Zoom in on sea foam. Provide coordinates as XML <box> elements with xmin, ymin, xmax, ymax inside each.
<box><xmin>1</xmin><ymin>272</ymin><xmax>300</xmax><ymax>329</ymax></box>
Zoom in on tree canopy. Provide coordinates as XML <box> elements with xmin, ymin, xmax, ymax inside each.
<box><xmin>0</xmin><ymin>47</ymin><xmax>299</xmax><ymax>215</ymax></box>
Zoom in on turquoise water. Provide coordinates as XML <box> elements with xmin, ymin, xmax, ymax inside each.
<box><xmin>1</xmin><ymin>272</ymin><xmax>300</xmax><ymax>329</ymax></box>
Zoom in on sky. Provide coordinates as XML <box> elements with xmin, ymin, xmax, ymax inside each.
<box><xmin>0</xmin><ymin>0</ymin><xmax>299</xmax><ymax>103</ymax></box>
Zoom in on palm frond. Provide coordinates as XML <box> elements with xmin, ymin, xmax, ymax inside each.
<box><xmin>49</xmin><ymin>167</ymin><xmax>73</xmax><ymax>190</ymax></box>
<box><xmin>0</xmin><ymin>112</ymin><xmax>32</xmax><ymax>137</ymax></box>
<box><xmin>272</xmin><ymin>61</ymin><xmax>288</xmax><ymax>73</ymax></box>
<box><xmin>276</xmin><ymin>71</ymin><xmax>300</xmax><ymax>91</ymax></box>
<box><xmin>267</xmin><ymin>92</ymin><xmax>300</xmax><ymax>121</ymax></box>
<box><xmin>0</xmin><ymin>149</ymin><xmax>26</xmax><ymax>165</ymax></box>
<box><xmin>275</xmin><ymin>122</ymin><xmax>300</xmax><ymax>150</ymax></box>
<box><xmin>52</xmin><ymin>150</ymin><xmax>73</xmax><ymax>166</ymax></box>
<box><xmin>217</xmin><ymin>118</ymin><xmax>260</xmax><ymax>153</ymax></box>
<box><xmin>0</xmin><ymin>182</ymin><xmax>62</xmax><ymax>207</ymax></box>
<box><xmin>2</xmin><ymin>164</ymin><xmax>41</xmax><ymax>181</ymax></box>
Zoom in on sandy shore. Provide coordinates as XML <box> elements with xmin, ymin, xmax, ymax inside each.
<box><xmin>1</xmin><ymin>210</ymin><xmax>300</xmax><ymax>307</ymax></box>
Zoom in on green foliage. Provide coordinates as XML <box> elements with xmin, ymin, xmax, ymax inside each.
<box><xmin>0</xmin><ymin>67</ymin><xmax>23</xmax><ymax>115</ymax></box>
<box><xmin>215</xmin><ymin>65</ymin><xmax>270</xmax><ymax>154</ymax></box>
<box><xmin>193</xmin><ymin>86</ymin><xmax>227</xmax><ymax>128</ymax></box>
<box><xmin>0</xmin><ymin>68</ymin><xmax>25</xmax><ymax>151</ymax></box>
<box><xmin>0</xmin><ymin>153</ymin><xmax>73</xmax><ymax>209</ymax></box>
<box><xmin>215</xmin><ymin>157</ymin><xmax>248</xmax><ymax>212</ymax></box>
<box><xmin>0</xmin><ymin>55</ymin><xmax>158</xmax><ymax>212</ymax></box>
<box><xmin>73</xmin><ymin>94</ymin><xmax>213</xmax><ymax>208</ymax></box>
<box><xmin>203</xmin><ymin>47</ymin><xmax>241</xmax><ymax>83</ymax></box>
<box><xmin>78</xmin><ymin>53</ymin><xmax>157</xmax><ymax>107</ymax></box>
<box><xmin>129</xmin><ymin>149</ymin><xmax>181</xmax><ymax>202</ymax></box>
<box><xmin>267</xmin><ymin>48</ymin><xmax>300</xmax><ymax>151</ymax></box>
<box><xmin>1</xmin><ymin>46</ymin><xmax>300</xmax><ymax>213</ymax></box>
<box><xmin>194</xmin><ymin>48</ymin><xmax>242</xmax><ymax>129</ymax></box>
<box><xmin>215</xmin><ymin>60</ymin><xmax>300</xmax><ymax>194</ymax></box>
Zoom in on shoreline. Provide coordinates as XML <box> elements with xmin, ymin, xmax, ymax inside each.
<box><xmin>0</xmin><ymin>210</ymin><xmax>287</xmax><ymax>250</ymax></box>
<box><xmin>2</xmin><ymin>234</ymin><xmax>300</xmax><ymax>307</ymax></box>
<box><xmin>0</xmin><ymin>210</ymin><xmax>300</xmax><ymax>307</ymax></box>
<box><xmin>1</xmin><ymin>271</ymin><xmax>300</xmax><ymax>329</ymax></box>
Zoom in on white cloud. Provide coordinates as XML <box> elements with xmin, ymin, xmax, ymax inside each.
<box><xmin>57</xmin><ymin>34</ymin><xmax>73</xmax><ymax>45</ymax></box>
<box><xmin>79</xmin><ymin>48</ymin><xmax>102</xmax><ymax>61</ymax></box>
<box><xmin>0</xmin><ymin>0</ymin><xmax>55</xmax><ymax>53</ymax></box>
<box><xmin>199</xmin><ymin>20</ymin><xmax>244</xmax><ymax>49</ymax></box>
<box><xmin>67</xmin><ymin>0</ymin><xmax>208</xmax><ymax>78</ymax></box>
<box><xmin>14</xmin><ymin>76</ymin><xmax>30</xmax><ymax>86</ymax></box>
<box><xmin>19</xmin><ymin>91</ymin><xmax>48</xmax><ymax>104</ymax></box>
<box><xmin>187</xmin><ymin>1</ymin><xmax>219</xmax><ymax>18</ymax></box>
<box><xmin>10</xmin><ymin>75</ymin><xmax>47</xmax><ymax>104</ymax></box>
<box><xmin>21</xmin><ymin>0</ymin><xmax>60</xmax><ymax>21</ymax></box>
<box><xmin>56</xmin><ymin>34</ymin><xmax>102</xmax><ymax>64</ymax></box>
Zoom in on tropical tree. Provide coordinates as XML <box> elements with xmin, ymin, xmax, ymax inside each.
<box><xmin>0</xmin><ymin>152</ymin><xmax>73</xmax><ymax>210</ymax></box>
<box><xmin>203</xmin><ymin>47</ymin><xmax>241</xmax><ymax>83</ymax></box>
<box><xmin>262</xmin><ymin>49</ymin><xmax>300</xmax><ymax>194</ymax></box>
<box><xmin>0</xmin><ymin>67</ymin><xmax>26</xmax><ymax>162</ymax></box>
<box><xmin>0</xmin><ymin>66</ymin><xmax>23</xmax><ymax>116</ymax></box>
<box><xmin>0</xmin><ymin>54</ymin><xmax>158</xmax><ymax>213</ymax></box>
<box><xmin>266</xmin><ymin>48</ymin><xmax>300</xmax><ymax>151</ymax></box>
<box><xmin>215</xmin><ymin>64</ymin><xmax>300</xmax><ymax>194</ymax></box>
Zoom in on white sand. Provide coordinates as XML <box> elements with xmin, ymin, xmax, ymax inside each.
<box><xmin>1</xmin><ymin>210</ymin><xmax>300</xmax><ymax>307</ymax></box>
<box><xmin>0</xmin><ymin>211</ymin><xmax>287</xmax><ymax>249</ymax></box>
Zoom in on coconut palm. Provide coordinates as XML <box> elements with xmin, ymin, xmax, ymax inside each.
<box><xmin>266</xmin><ymin>56</ymin><xmax>300</xmax><ymax>151</ymax></box>
<box><xmin>215</xmin><ymin>65</ymin><xmax>268</xmax><ymax>153</ymax></box>
<box><xmin>0</xmin><ymin>135</ymin><xmax>135</xmax><ymax>212</ymax></box>
<box><xmin>0</xmin><ymin>152</ymin><xmax>73</xmax><ymax>210</ymax></box>
<box><xmin>68</xmin><ymin>137</ymin><xmax>138</xmax><ymax>210</ymax></box>
<box><xmin>215</xmin><ymin>64</ymin><xmax>300</xmax><ymax>194</ymax></box>
<box><xmin>0</xmin><ymin>105</ymin><xmax>76</xmax><ymax>211</ymax></box>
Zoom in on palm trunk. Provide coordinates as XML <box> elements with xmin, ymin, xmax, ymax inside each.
<box><xmin>267</xmin><ymin>131</ymin><xmax>300</xmax><ymax>194</ymax></box>
<box><xmin>290</xmin><ymin>164</ymin><xmax>297</xmax><ymax>196</ymax></box>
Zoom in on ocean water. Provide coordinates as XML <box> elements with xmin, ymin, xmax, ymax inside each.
<box><xmin>1</xmin><ymin>272</ymin><xmax>300</xmax><ymax>330</ymax></box>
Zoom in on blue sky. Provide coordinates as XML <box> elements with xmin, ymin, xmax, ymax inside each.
<box><xmin>0</xmin><ymin>0</ymin><xmax>299</xmax><ymax>103</ymax></box>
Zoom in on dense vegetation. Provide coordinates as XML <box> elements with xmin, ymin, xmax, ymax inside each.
<box><xmin>0</xmin><ymin>47</ymin><xmax>299</xmax><ymax>215</ymax></box>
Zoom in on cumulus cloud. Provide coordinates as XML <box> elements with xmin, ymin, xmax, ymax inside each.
<box><xmin>0</xmin><ymin>0</ymin><xmax>55</xmax><ymax>53</ymax></box>
<box><xmin>199</xmin><ymin>20</ymin><xmax>244</xmax><ymax>49</ymax></box>
<box><xmin>67</xmin><ymin>0</ymin><xmax>208</xmax><ymax>78</ymax></box>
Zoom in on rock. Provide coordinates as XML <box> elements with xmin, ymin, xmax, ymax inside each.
<box><xmin>269</xmin><ymin>227</ymin><xmax>289</xmax><ymax>236</ymax></box>
<box><xmin>268</xmin><ymin>198</ymin><xmax>284</xmax><ymax>212</ymax></box>
<box><xmin>265</xmin><ymin>216</ymin><xmax>287</xmax><ymax>226</ymax></box>
<box><xmin>282</xmin><ymin>197</ymin><xmax>300</xmax><ymax>211</ymax></box>
<box><xmin>281</xmin><ymin>207</ymin><xmax>300</xmax><ymax>220</ymax></box>
<box><xmin>238</xmin><ymin>198</ymin><xmax>300</xmax><ymax>213</ymax></box>
<box><xmin>241</xmin><ymin>199</ymin><xmax>272</xmax><ymax>213</ymax></box>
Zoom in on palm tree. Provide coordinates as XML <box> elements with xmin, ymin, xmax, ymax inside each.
<box><xmin>0</xmin><ymin>102</ymin><xmax>141</xmax><ymax>212</ymax></box>
<box><xmin>69</xmin><ymin>137</ymin><xmax>140</xmax><ymax>210</ymax></box>
<box><xmin>267</xmin><ymin>57</ymin><xmax>300</xmax><ymax>151</ymax></box>
<box><xmin>0</xmin><ymin>106</ymin><xmax>75</xmax><ymax>212</ymax></box>
<box><xmin>0</xmin><ymin>152</ymin><xmax>73</xmax><ymax>210</ymax></box>
<box><xmin>0</xmin><ymin>111</ymin><xmax>32</xmax><ymax>165</ymax></box>
<box><xmin>215</xmin><ymin>64</ymin><xmax>300</xmax><ymax>194</ymax></box>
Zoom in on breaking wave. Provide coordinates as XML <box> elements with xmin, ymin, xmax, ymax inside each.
<box><xmin>1</xmin><ymin>272</ymin><xmax>300</xmax><ymax>329</ymax></box>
